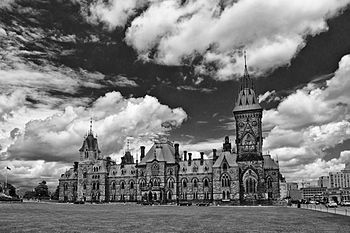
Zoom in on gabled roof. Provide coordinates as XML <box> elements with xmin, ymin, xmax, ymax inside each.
<box><xmin>213</xmin><ymin>151</ymin><xmax>238</xmax><ymax>168</ymax></box>
<box><xmin>139</xmin><ymin>140</ymin><xmax>175</xmax><ymax>165</ymax></box>
<box><xmin>263</xmin><ymin>155</ymin><xmax>279</xmax><ymax>169</ymax></box>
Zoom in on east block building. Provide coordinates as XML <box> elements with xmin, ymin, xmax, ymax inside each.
<box><xmin>59</xmin><ymin>64</ymin><xmax>281</xmax><ymax>204</ymax></box>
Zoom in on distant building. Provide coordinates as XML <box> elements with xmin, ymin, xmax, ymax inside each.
<box><xmin>318</xmin><ymin>176</ymin><xmax>330</xmax><ymax>188</ymax></box>
<box><xmin>287</xmin><ymin>182</ymin><xmax>298</xmax><ymax>191</ymax></box>
<box><xmin>317</xmin><ymin>162</ymin><xmax>350</xmax><ymax>189</ymax></box>
<box><xmin>326</xmin><ymin>187</ymin><xmax>350</xmax><ymax>203</ymax></box>
<box><xmin>301</xmin><ymin>187</ymin><xmax>327</xmax><ymax>201</ymax></box>
<box><xmin>58</xmin><ymin>60</ymin><xmax>282</xmax><ymax>204</ymax></box>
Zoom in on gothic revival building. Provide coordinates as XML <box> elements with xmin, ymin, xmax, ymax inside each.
<box><xmin>59</xmin><ymin>61</ymin><xmax>281</xmax><ymax>204</ymax></box>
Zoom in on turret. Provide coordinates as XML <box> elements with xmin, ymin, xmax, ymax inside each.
<box><xmin>79</xmin><ymin>119</ymin><xmax>101</xmax><ymax>161</ymax></box>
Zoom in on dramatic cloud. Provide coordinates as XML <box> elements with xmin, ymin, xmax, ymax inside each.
<box><xmin>263</xmin><ymin>54</ymin><xmax>350</xmax><ymax>181</ymax></box>
<box><xmin>88</xmin><ymin>0</ymin><xmax>350</xmax><ymax>80</ymax></box>
<box><xmin>1</xmin><ymin>91</ymin><xmax>186</xmax><ymax>189</ymax></box>
<box><xmin>6</xmin><ymin>91</ymin><xmax>187</xmax><ymax>163</ymax></box>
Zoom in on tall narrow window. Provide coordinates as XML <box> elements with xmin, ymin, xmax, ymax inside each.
<box><xmin>221</xmin><ymin>174</ymin><xmax>230</xmax><ymax>187</ymax></box>
<box><xmin>204</xmin><ymin>179</ymin><xmax>209</xmax><ymax>188</ymax></box>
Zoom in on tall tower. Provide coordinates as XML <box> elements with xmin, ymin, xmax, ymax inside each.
<box><xmin>79</xmin><ymin>118</ymin><xmax>101</xmax><ymax>161</ymax></box>
<box><xmin>233</xmin><ymin>52</ymin><xmax>263</xmax><ymax>161</ymax></box>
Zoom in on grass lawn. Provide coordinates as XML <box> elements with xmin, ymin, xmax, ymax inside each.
<box><xmin>1</xmin><ymin>203</ymin><xmax>350</xmax><ymax>233</ymax></box>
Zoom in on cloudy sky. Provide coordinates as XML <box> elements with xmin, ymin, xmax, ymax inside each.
<box><xmin>1</xmin><ymin>0</ymin><xmax>350</xmax><ymax>191</ymax></box>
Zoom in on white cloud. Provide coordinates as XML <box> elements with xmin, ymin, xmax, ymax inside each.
<box><xmin>88</xmin><ymin>0</ymin><xmax>350</xmax><ymax>80</ymax></box>
<box><xmin>88</xmin><ymin>0</ymin><xmax>148</xmax><ymax>29</ymax></box>
<box><xmin>263</xmin><ymin>54</ymin><xmax>350</xmax><ymax>182</ymax></box>
<box><xmin>6</xmin><ymin>91</ymin><xmax>187</xmax><ymax>163</ymax></box>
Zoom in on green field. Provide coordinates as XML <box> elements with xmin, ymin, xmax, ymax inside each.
<box><xmin>1</xmin><ymin>203</ymin><xmax>350</xmax><ymax>233</ymax></box>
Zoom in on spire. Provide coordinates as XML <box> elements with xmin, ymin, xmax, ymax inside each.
<box><xmin>89</xmin><ymin>117</ymin><xmax>93</xmax><ymax>135</ymax></box>
<box><xmin>240</xmin><ymin>51</ymin><xmax>254</xmax><ymax>91</ymax></box>
<box><xmin>233</xmin><ymin>50</ymin><xmax>262</xmax><ymax>112</ymax></box>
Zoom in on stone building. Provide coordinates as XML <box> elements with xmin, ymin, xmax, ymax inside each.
<box><xmin>59</xmin><ymin>61</ymin><xmax>281</xmax><ymax>204</ymax></box>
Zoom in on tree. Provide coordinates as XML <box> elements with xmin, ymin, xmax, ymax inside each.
<box><xmin>51</xmin><ymin>186</ymin><xmax>59</xmax><ymax>200</ymax></box>
<box><xmin>23</xmin><ymin>191</ymin><xmax>36</xmax><ymax>199</ymax></box>
<box><xmin>34</xmin><ymin>181</ymin><xmax>49</xmax><ymax>198</ymax></box>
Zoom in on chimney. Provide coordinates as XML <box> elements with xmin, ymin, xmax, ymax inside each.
<box><xmin>140</xmin><ymin>146</ymin><xmax>145</xmax><ymax>160</ymax></box>
<box><xmin>213</xmin><ymin>149</ymin><xmax>217</xmax><ymax>161</ymax></box>
<box><xmin>174</xmin><ymin>143</ymin><xmax>179</xmax><ymax>161</ymax></box>
<box><xmin>188</xmin><ymin>153</ymin><xmax>192</xmax><ymax>166</ymax></box>
<box><xmin>200</xmin><ymin>152</ymin><xmax>204</xmax><ymax>165</ymax></box>
<box><xmin>184</xmin><ymin>151</ymin><xmax>187</xmax><ymax>161</ymax></box>
<box><xmin>74</xmin><ymin>162</ymin><xmax>79</xmax><ymax>171</ymax></box>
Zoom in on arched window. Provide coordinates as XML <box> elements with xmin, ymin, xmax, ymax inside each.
<box><xmin>222</xmin><ymin>191</ymin><xmax>226</xmax><ymax>200</ymax></box>
<box><xmin>96</xmin><ymin>182</ymin><xmax>100</xmax><ymax>190</ymax></box>
<box><xmin>204</xmin><ymin>179</ymin><xmax>209</xmax><ymax>188</ymax></box>
<box><xmin>64</xmin><ymin>183</ymin><xmax>68</xmax><ymax>191</ymax></box>
<box><xmin>92</xmin><ymin>183</ymin><xmax>96</xmax><ymax>190</ymax></box>
<box><xmin>83</xmin><ymin>171</ymin><xmax>87</xmax><ymax>178</ymax></box>
<box><xmin>140</xmin><ymin>179</ymin><xmax>146</xmax><ymax>188</ymax></box>
<box><xmin>226</xmin><ymin>191</ymin><xmax>230</xmax><ymax>199</ymax></box>
<box><xmin>120</xmin><ymin>181</ymin><xmax>125</xmax><ymax>190</ymax></box>
<box><xmin>193</xmin><ymin>179</ymin><xmax>198</xmax><ymax>188</ymax></box>
<box><xmin>130</xmin><ymin>181</ymin><xmax>134</xmax><ymax>189</ymax></box>
<box><xmin>168</xmin><ymin>178</ymin><xmax>174</xmax><ymax>189</ymax></box>
<box><xmin>245</xmin><ymin>178</ymin><xmax>257</xmax><ymax>193</ymax></box>
<box><xmin>182</xmin><ymin>179</ymin><xmax>187</xmax><ymax>189</ymax></box>
<box><xmin>112</xmin><ymin>182</ymin><xmax>116</xmax><ymax>190</ymax></box>
<box><xmin>221</xmin><ymin>174</ymin><xmax>230</xmax><ymax>187</ymax></box>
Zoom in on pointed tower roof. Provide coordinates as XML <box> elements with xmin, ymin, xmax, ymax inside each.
<box><xmin>233</xmin><ymin>52</ymin><xmax>262</xmax><ymax>112</ymax></box>
<box><xmin>79</xmin><ymin>119</ymin><xmax>100</xmax><ymax>153</ymax></box>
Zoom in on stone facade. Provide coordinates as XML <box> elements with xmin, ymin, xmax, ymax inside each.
<box><xmin>59</xmin><ymin>62</ymin><xmax>281</xmax><ymax>204</ymax></box>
